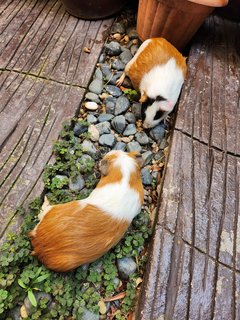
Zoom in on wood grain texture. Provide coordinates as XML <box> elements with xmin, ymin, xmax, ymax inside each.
<box><xmin>175</xmin><ymin>15</ymin><xmax>240</xmax><ymax>155</ymax></box>
<box><xmin>137</xmin><ymin>131</ymin><xmax>240</xmax><ymax>320</ymax></box>
<box><xmin>0</xmin><ymin>0</ymin><xmax>113</xmax><ymax>87</ymax></box>
<box><xmin>0</xmin><ymin>0</ymin><xmax>113</xmax><ymax>243</ymax></box>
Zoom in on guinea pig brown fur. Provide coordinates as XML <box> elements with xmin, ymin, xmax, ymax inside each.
<box><xmin>29</xmin><ymin>150</ymin><xmax>144</xmax><ymax>272</ymax></box>
<box><xmin>116</xmin><ymin>37</ymin><xmax>187</xmax><ymax>128</ymax></box>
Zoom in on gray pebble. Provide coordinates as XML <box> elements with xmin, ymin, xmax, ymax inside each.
<box><xmin>113</xmin><ymin>142</ymin><xmax>126</xmax><ymax>151</ymax></box>
<box><xmin>105</xmin><ymin>96</ymin><xmax>116</xmax><ymax>114</ymax></box>
<box><xmin>99</xmin><ymin>134</ymin><xmax>116</xmax><ymax>147</ymax></box>
<box><xmin>159</xmin><ymin>138</ymin><xmax>167</xmax><ymax>150</ymax></box>
<box><xmin>85</xmin><ymin>92</ymin><xmax>100</xmax><ymax>103</ymax></box>
<box><xmin>105</xmin><ymin>85</ymin><xmax>122</xmax><ymax>97</ymax></box>
<box><xmin>95</xmin><ymin>121</ymin><xmax>111</xmax><ymax>135</ymax></box>
<box><xmin>112</xmin><ymin>59</ymin><xmax>125</xmax><ymax>71</ymax></box>
<box><xmin>111</xmin><ymin>115</ymin><xmax>126</xmax><ymax>133</ymax></box>
<box><xmin>141</xmin><ymin>167</ymin><xmax>153</xmax><ymax>185</ymax></box>
<box><xmin>111</xmin><ymin>22</ymin><xmax>126</xmax><ymax>34</ymax></box>
<box><xmin>131</xmin><ymin>44</ymin><xmax>139</xmax><ymax>56</ymax></box>
<box><xmin>94</xmin><ymin>68</ymin><xmax>103</xmax><ymax>80</ymax></box>
<box><xmin>82</xmin><ymin>140</ymin><xmax>99</xmax><ymax>159</ymax></box>
<box><xmin>8</xmin><ymin>307</ymin><xmax>21</xmax><ymax>320</ymax></box>
<box><xmin>131</xmin><ymin>102</ymin><xmax>142</xmax><ymax>120</ymax></box>
<box><xmin>101</xmin><ymin>63</ymin><xmax>112</xmax><ymax>78</ymax></box>
<box><xmin>154</xmin><ymin>151</ymin><xmax>163</xmax><ymax>161</ymax></box>
<box><xmin>115</xmin><ymin>95</ymin><xmax>130</xmax><ymax>115</ymax></box>
<box><xmin>98</xmin><ymin>113</ymin><xmax>114</xmax><ymax>122</ymax></box>
<box><xmin>105</xmin><ymin>41</ymin><xmax>122</xmax><ymax>56</ymax></box>
<box><xmin>127</xmin><ymin>27</ymin><xmax>139</xmax><ymax>39</ymax></box>
<box><xmin>55</xmin><ymin>174</ymin><xmax>68</xmax><ymax>181</ymax></box>
<box><xmin>82</xmin><ymin>308</ymin><xmax>99</xmax><ymax>320</ymax></box>
<box><xmin>127</xmin><ymin>141</ymin><xmax>142</xmax><ymax>153</ymax></box>
<box><xmin>98</xmin><ymin>53</ymin><xmax>106</xmax><ymax>63</ymax></box>
<box><xmin>123</xmin><ymin>123</ymin><xmax>137</xmax><ymax>136</ymax></box>
<box><xmin>69</xmin><ymin>174</ymin><xmax>85</xmax><ymax>191</ymax></box>
<box><xmin>135</xmin><ymin>131</ymin><xmax>149</xmax><ymax>145</ymax></box>
<box><xmin>142</xmin><ymin>151</ymin><xmax>154</xmax><ymax>165</ymax></box>
<box><xmin>74</xmin><ymin>122</ymin><xmax>88</xmax><ymax>136</ymax></box>
<box><xmin>117</xmin><ymin>257</ymin><xmax>137</xmax><ymax>280</ymax></box>
<box><xmin>120</xmin><ymin>49</ymin><xmax>133</xmax><ymax>64</ymax></box>
<box><xmin>24</xmin><ymin>296</ymin><xmax>37</xmax><ymax>316</ymax></box>
<box><xmin>87</xmin><ymin>114</ymin><xmax>98</xmax><ymax>124</ymax></box>
<box><xmin>108</xmin><ymin>71</ymin><xmax>123</xmax><ymax>85</ymax></box>
<box><xmin>89</xmin><ymin>78</ymin><xmax>103</xmax><ymax>95</ymax></box>
<box><xmin>149</xmin><ymin>124</ymin><xmax>166</xmax><ymax>141</ymax></box>
<box><xmin>125</xmin><ymin>112</ymin><xmax>136</xmax><ymax>123</ymax></box>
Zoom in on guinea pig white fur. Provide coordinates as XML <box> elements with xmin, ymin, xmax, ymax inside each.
<box><xmin>116</xmin><ymin>37</ymin><xmax>187</xmax><ymax>128</ymax></box>
<box><xmin>29</xmin><ymin>150</ymin><xmax>144</xmax><ymax>272</ymax></box>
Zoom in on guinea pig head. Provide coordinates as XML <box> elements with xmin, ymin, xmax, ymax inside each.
<box><xmin>141</xmin><ymin>95</ymin><xmax>174</xmax><ymax>129</ymax></box>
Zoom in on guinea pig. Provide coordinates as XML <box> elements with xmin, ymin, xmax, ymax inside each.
<box><xmin>29</xmin><ymin>150</ymin><xmax>144</xmax><ymax>272</ymax></box>
<box><xmin>116</xmin><ymin>37</ymin><xmax>187</xmax><ymax>128</ymax></box>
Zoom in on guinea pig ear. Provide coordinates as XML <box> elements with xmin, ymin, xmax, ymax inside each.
<box><xmin>99</xmin><ymin>159</ymin><xmax>109</xmax><ymax>176</ymax></box>
<box><xmin>129</xmin><ymin>151</ymin><xmax>144</xmax><ymax>168</ymax></box>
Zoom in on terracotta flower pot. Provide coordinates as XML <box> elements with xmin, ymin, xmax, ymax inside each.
<box><xmin>60</xmin><ymin>0</ymin><xmax>127</xmax><ymax>20</ymax></box>
<box><xmin>136</xmin><ymin>0</ymin><xmax>228</xmax><ymax>49</ymax></box>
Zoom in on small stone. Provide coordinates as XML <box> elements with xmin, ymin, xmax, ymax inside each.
<box><xmin>24</xmin><ymin>296</ymin><xmax>37</xmax><ymax>316</ymax></box>
<box><xmin>111</xmin><ymin>22</ymin><xmax>125</xmax><ymax>34</ymax></box>
<box><xmin>94</xmin><ymin>68</ymin><xmax>103</xmax><ymax>80</ymax></box>
<box><xmin>100</xmin><ymin>63</ymin><xmax>112</xmax><ymax>78</ymax></box>
<box><xmin>98</xmin><ymin>113</ymin><xmax>114</xmax><ymax>122</ymax></box>
<box><xmin>120</xmin><ymin>49</ymin><xmax>133</xmax><ymax>64</ymax></box>
<box><xmin>127</xmin><ymin>141</ymin><xmax>142</xmax><ymax>153</ymax></box>
<box><xmin>85</xmin><ymin>92</ymin><xmax>100</xmax><ymax>103</ymax></box>
<box><xmin>82</xmin><ymin>140</ymin><xmax>99</xmax><ymax>159</ymax></box>
<box><xmin>117</xmin><ymin>257</ymin><xmax>137</xmax><ymax>280</ymax></box>
<box><xmin>141</xmin><ymin>167</ymin><xmax>153</xmax><ymax>185</ymax></box>
<box><xmin>87</xmin><ymin>114</ymin><xmax>98</xmax><ymax>124</ymax></box>
<box><xmin>105</xmin><ymin>41</ymin><xmax>122</xmax><ymax>56</ymax></box>
<box><xmin>77</xmin><ymin>154</ymin><xmax>94</xmax><ymax>173</ymax></box>
<box><xmin>115</xmin><ymin>95</ymin><xmax>130</xmax><ymax>115</ymax></box>
<box><xmin>112</xmin><ymin>33</ymin><xmax>122</xmax><ymax>41</ymax></box>
<box><xmin>123</xmin><ymin>123</ymin><xmax>137</xmax><ymax>136</ymax></box>
<box><xmin>159</xmin><ymin>138</ymin><xmax>167</xmax><ymax>150</ymax></box>
<box><xmin>95</xmin><ymin>121</ymin><xmax>111</xmax><ymax>135</ymax></box>
<box><xmin>123</xmin><ymin>35</ymin><xmax>130</xmax><ymax>43</ymax></box>
<box><xmin>69</xmin><ymin>174</ymin><xmax>85</xmax><ymax>191</ymax></box>
<box><xmin>127</xmin><ymin>28</ymin><xmax>139</xmax><ymax>39</ymax></box>
<box><xmin>99</xmin><ymin>134</ymin><xmax>116</xmax><ymax>147</ymax></box>
<box><xmin>113</xmin><ymin>142</ymin><xmax>126</xmax><ymax>151</ymax></box>
<box><xmin>111</xmin><ymin>115</ymin><xmax>126</xmax><ymax>133</ymax></box>
<box><xmin>121</xmin><ymin>136</ymin><xmax>132</xmax><ymax>143</ymax></box>
<box><xmin>82</xmin><ymin>308</ymin><xmax>99</xmax><ymax>320</ymax></box>
<box><xmin>142</xmin><ymin>151</ymin><xmax>154</xmax><ymax>165</ymax></box>
<box><xmin>105</xmin><ymin>85</ymin><xmax>122</xmax><ymax>97</ymax></box>
<box><xmin>113</xmin><ymin>277</ymin><xmax>120</xmax><ymax>287</ymax></box>
<box><xmin>8</xmin><ymin>307</ymin><xmax>21</xmax><ymax>320</ymax></box>
<box><xmin>131</xmin><ymin>102</ymin><xmax>142</xmax><ymax>120</ymax></box>
<box><xmin>125</xmin><ymin>112</ymin><xmax>136</xmax><ymax>123</ymax></box>
<box><xmin>112</xmin><ymin>59</ymin><xmax>125</xmax><ymax>71</ymax></box>
<box><xmin>105</xmin><ymin>96</ymin><xmax>116</xmax><ymax>114</ymax></box>
<box><xmin>89</xmin><ymin>78</ymin><xmax>103</xmax><ymax>95</ymax></box>
<box><xmin>85</xmin><ymin>101</ymin><xmax>98</xmax><ymax>111</ymax></box>
<box><xmin>74</xmin><ymin>122</ymin><xmax>88</xmax><ymax>136</ymax></box>
<box><xmin>131</xmin><ymin>44</ymin><xmax>139</xmax><ymax>56</ymax></box>
<box><xmin>149</xmin><ymin>124</ymin><xmax>166</xmax><ymax>141</ymax></box>
<box><xmin>88</xmin><ymin>124</ymin><xmax>100</xmax><ymax>142</ymax></box>
<box><xmin>108</xmin><ymin>71</ymin><xmax>123</xmax><ymax>85</ymax></box>
<box><xmin>135</xmin><ymin>131</ymin><xmax>149</xmax><ymax>145</ymax></box>
<box><xmin>98</xmin><ymin>53</ymin><xmax>106</xmax><ymax>63</ymax></box>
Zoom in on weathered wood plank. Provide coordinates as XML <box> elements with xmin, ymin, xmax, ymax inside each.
<box><xmin>0</xmin><ymin>0</ymin><xmax>113</xmax><ymax>87</ymax></box>
<box><xmin>137</xmin><ymin>131</ymin><xmax>240</xmax><ymax>319</ymax></box>
<box><xmin>176</xmin><ymin>16</ymin><xmax>240</xmax><ymax>155</ymax></box>
<box><xmin>0</xmin><ymin>71</ymin><xmax>85</xmax><ymax>242</ymax></box>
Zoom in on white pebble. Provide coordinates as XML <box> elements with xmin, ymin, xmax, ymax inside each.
<box><xmin>85</xmin><ymin>101</ymin><xmax>98</xmax><ymax>111</ymax></box>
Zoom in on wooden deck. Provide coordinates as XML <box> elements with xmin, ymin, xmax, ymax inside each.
<box><xmin>137</xmin><ymin>15</ymin><xmax>240</xmax><ymax>320</ymax></box>
<box><xmin>0</xmin><ymin>0</ymin><xmax>113</xmax><ymax>244</ymax></box>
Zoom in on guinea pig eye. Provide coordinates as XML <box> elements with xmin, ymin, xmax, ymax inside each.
<box><xmin>153</xmin><ymin>110</ymin><xmax>164</xmax><ymax>120</ymax></box>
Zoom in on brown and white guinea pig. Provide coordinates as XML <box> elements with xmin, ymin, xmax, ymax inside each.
<box><xmin>116</xmin><ymin>37</ymin><xmax>187</xmax><ymax>128</ymax></box>
<box><xmin>29</xmin><ymin>150</ymin><xmax>144</xmax><ymax>272</ymax></box>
